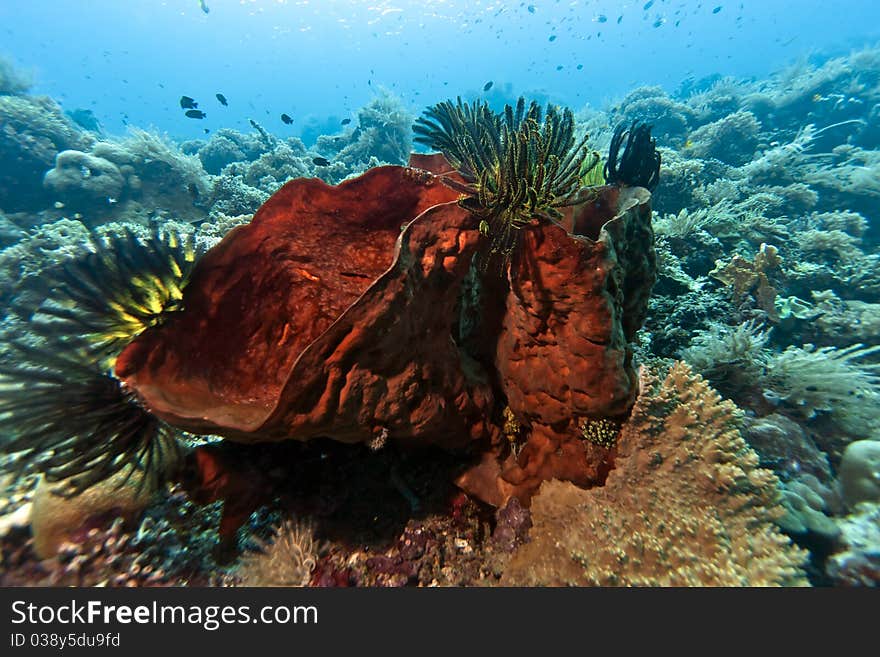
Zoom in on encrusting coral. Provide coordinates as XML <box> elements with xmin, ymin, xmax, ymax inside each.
<box><xmin>500</xmin><ymin>362</ymin><xmax>808</xmax><ymax>586</ymax></box>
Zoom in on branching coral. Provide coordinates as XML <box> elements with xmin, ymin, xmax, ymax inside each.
<box><xmin>197</xmin><ymin>128</ymin><xmax>272</xmax><ymax>175</ymax></box>
<box><xmin>500</xmin><ymin>362</ymin><xmax>808</xmax><ymax>586</ymax></box>
<box><xmin>313</xmin><ymin>90</ymin><xmax>413</xmax><ymax>182</ymax></box>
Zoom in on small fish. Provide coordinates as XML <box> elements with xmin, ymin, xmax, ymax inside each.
<box><xmin>555</xmin><ymin>65</ymin><xmax>563</xmax><ymax>71</ymax></box>
<box><xmin>204</xmin><ymin>128</ymin><xmax>210</xmax><ymax>134</ymax></box>
<box><xmin>199</xmin><ymin>0</ymin><xmax>209</xmax><ymax>14</ymax></box>
<box><xmin>483</xmin><ymin>81</ymin><xmax>493</xmax><ymax>91</ymax></box>
<box><xmin>108</xmin><ymin>197</ymin><xmax>117</xmax><ymax>204</ymax></box>
<box><xmin>576</xmin><ymin>64</ymin><xmax>583</xmax><ymax>70</ymax></box>
<box><xmin>653</xmin><ymin>18</ymin><xmax>664</xmax><ymax>27</ymax></box>
<box><xmin>312</xmin><ymin>157</ymin><xmax>331</xmax><ymax>167</ymax></box>
<box><xmin>548</xmin><ymin>34</ymin><xmax>556</xmax><ymax>42</ymax></box>
<box><xmin>643</xmin><ymin>0</ymin><xmax>654</xmax><ymax>9</ymax></box>
<box><xmin>185</xmin><ymin>109</ymin><xmax>206</xmax><ymax>119</ymax></box>
<box><xmin>617</xmin><ymin>15</ymin><xmax>623</xmax><ymax>24</ymax></box>
<box><xmin>341</xmin><ymin>118</ymin><xmax>351</xmax><ymax>125</ymax></box>
<box><xmin>812</xmin><ymin>93</ymin><xmax>823</xmax><ymax>102</ymax></box>
<box><xmin>527</xmin><ymin>4</ymin><xmax>535</xmax><ymax>13</ymax></box>
<box><xmin>281</xmin><ymin>113</ymin><xmax>293</xmax><ymax>124</ymax></box>
<box><xmin>597</xmin><ymin>14</ymin><xmax>607</xmax><ymax>23</ymax></box>
<box><xmin>53</xmin><ymin>201</ymin><xmax>64</xmax><ymax>209</ymax></box>
<box><xmin>713</xmin><ymin>5</ymin><xmax>722</xmax><ymax>13</ymax></box>
<box><xmin>216</xmin><ymin>93</ymin><xmax>228</xmax><ymax>106</ymax></box>
<box><xmin>179</xmin><ymin>95</ymin><xmax>198</xmax><ymax>109</ymax></box>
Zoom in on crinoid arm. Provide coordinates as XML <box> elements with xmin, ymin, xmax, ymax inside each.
<box><xmin>0</xmin><ymin>226</ymin><xmax>197</xmax><ymax>496</ymax></box>
<box><xmin>604</xmin><ymin>121</ymin><xmax>662</xmax><ymax>191</ymax></box>
<box><xmin>0</xmin><ymin>337</ymin><xmax>180</xmax><ymax>496</ymax></box>
<box><xmin>28</xmin><ymin>227</ymin><xmax>198</xmax><ymax>364</ymax></box>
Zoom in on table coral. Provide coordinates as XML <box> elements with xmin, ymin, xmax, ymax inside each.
<box><xmin>500</xmin><ymin>362</ymin><xmax>808</xmax><ymax>586</ymax></box>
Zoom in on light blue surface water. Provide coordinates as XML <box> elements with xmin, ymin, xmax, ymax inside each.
<box><xmin>2</xmin><ymin>0</ymin><xmax>877</xmax><ymax>139</ymax></box>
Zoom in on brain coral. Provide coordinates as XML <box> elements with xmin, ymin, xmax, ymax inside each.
<box><xmin>501</xmin><ymin>362</ymin><xmax>808</xmax><ymax>586</ymax></box>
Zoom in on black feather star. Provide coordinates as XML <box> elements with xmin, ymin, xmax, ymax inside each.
<box><xmin>0</xmin><ymin>226</ymin><xmax>198</xmax><ymax>495</ymax></box>
<box><xmin>0</xmin><ymin>337</ymin><xmax>180</xmax><ymax>496</ymax></box>
<box><xmin>29</xmin><ymin>227</ymin><xmax>198</xmax><ymax>364</ymax></box>
<box><xmin>603</xmin><ymin>120</ymin><xmax>661</xmax><ymax>192</ymax></box>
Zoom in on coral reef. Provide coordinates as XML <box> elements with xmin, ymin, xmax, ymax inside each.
<box><xmin>684</xmin><ymin>110</ymin><xmax>761</xmax><ymax>166</ymax></box>
<box><xmin>500</xmin><ymin>363</ymin><xmax>808</xmax><ymax>586</ymax></box>
<box><xmin>0</xmin><ymin>486</ymin><xmax>226</xmax><ymax>587</ymax></box>
<box><xmin>315</xmin><ymin>90</ymin><xmax>412</xmax><ymax>179</ymax></box>
<box><xmin>0</xmin><ymin>95</ymin><xmax>93</xmax><ymax>211</ymax></box>
<box><xmin>762</xmin><ymin>343</ymin><xmax>880</xmax><ymax>435</ymax></box>
<box><xmin>42</xmin><ymin>130</ymin><xmax>212</xmax><ymax>223</ymax></box>
<box><xmin>838</xmin><ymin>440</ymin><xmax>880</xmax><ymax>509</ymax></box>
<box><xmin>608</xmin><ymin>86</ymin><xmax>694</xmax><ymax>145</ymax></box>
<box><xmin>681</xmin><ymin>319</ymin><xmax>770</xmax><ymax>396</ymax></box>
<box><xmin>1</xmin><ymin>43</ymin><xmax>880</xmax><ymax>588</ymax></box>
<box><xmin>197</xmin><ymin>128</ymin><xmax>272</xmax><ymax>175</ymax></box>
<box><xmin>826</xmin><ymin>502</ymin><xmax>880</xmax><ymax>586</ymax></box>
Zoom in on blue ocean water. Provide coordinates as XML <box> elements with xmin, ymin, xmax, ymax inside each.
<box><xmin>2</xmin><ymin>0</ymin><xmax>877</xmax><ymax>140</ymax></box>
<box><xmin>1</xmin><ymin>0</ymin><xmax>880</xmax><ymax>589</ymax></box>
